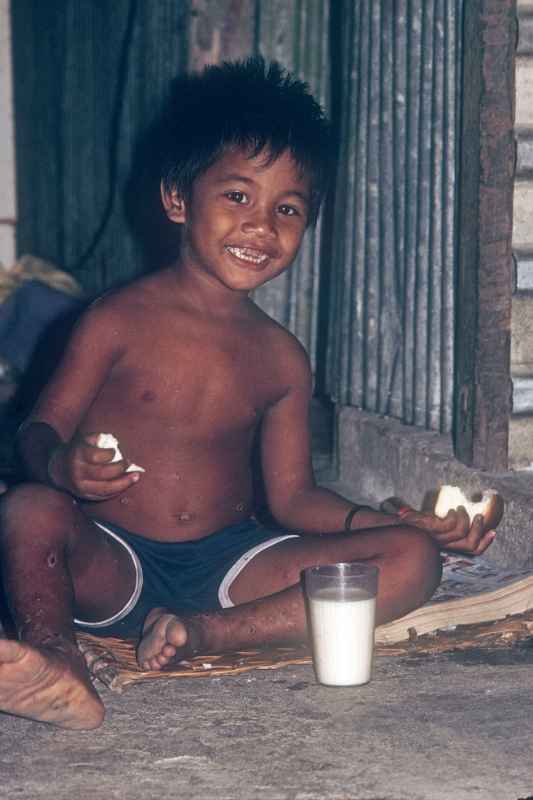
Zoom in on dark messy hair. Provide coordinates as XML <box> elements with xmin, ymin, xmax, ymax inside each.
<box><xmin>158</xmin><ymin>57</ymin><xmax>332</xmax><ymax>225</ymax></box>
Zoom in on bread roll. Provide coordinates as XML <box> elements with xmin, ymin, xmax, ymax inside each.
<box><xmin>96</xmin><ymin>433</ymin><xmax>145</xmax><ymax>473</ymax></box>
<box><xmin>434</xmin><ymin>485</ymin><xmax>503</xmax><ymax>529</ymax></box>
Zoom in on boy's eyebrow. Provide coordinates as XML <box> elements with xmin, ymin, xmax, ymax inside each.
<box><xmin>215</xmin><ymin>173</ymin><xmax>255</xmax><ymax>184</ymax></box>
<box><xmin>215</xmin><ymin>174</ymin><xmax>310</xmax><ymax>203</ymax></box>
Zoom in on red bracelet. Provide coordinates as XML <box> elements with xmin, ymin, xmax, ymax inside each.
<box><xmin>396</xmin><ymin>506</ymin><xmax>412</xmax><ymax>518</ymax></box>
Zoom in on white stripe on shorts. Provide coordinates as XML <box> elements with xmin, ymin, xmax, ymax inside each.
<box><xmin>73</xmin><ymin>520</ymin><xmax>144</xmax><ymax>628</ymax></box>
<box><xmin>217</xmin><ymin>534</ymin><xmax>299</xmax><ymax>608</ymax></box>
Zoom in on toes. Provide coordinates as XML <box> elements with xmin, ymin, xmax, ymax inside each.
<box><xmin>137</xmin><ymin>613</ymin><xmax>188</xmax><ymax>671</ymax></box>
<box><xmin>162</xmin><ymin>643</ymin><xmax>177</xmax><ymax>659</ymax></box>
<box><xmin>140</xmin><ymin>649</ymin><xmax>174</xmax><ymax>671</ymax></box>
<box><xmin>143</xmin><ymin>647</ymin><xmax>177</xmax><ymax>671</ymax></box>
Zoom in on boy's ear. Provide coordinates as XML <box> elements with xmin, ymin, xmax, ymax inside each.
<box><xmin>160</xmin><ymin>181</ymin><xmax>186</xmax><ymax>223</ymax></box>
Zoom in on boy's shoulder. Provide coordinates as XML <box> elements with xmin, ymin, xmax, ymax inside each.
<box><xmin>250</xmin><ymin>302</ymin><xmax>311</xmax><ymax>375</ymax></box>
<box><xmin>83</xmin><ymin>270</ymin><xmax>171</xmax><ymax>323</ymax></box>
<box><xmin>63</xmin><ymin>273</ymin><xmax>171</xmax><ymax>357</ymax></box>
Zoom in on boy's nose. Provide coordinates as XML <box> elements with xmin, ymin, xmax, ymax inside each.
<box><xmin>241</xmin><ymin>208</ymin><xmax>276</xmax><ymax>237</ymax></box>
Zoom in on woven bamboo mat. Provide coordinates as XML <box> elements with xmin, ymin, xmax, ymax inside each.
<box><xmin>77</xmin><ymin>609</ymin><xmax>533</xmax><ymax>694</ymax></box>
<box><xmin>76</xmin><ymin>634</ymin><xmax>313</xmax><ymax>693</ymax></box>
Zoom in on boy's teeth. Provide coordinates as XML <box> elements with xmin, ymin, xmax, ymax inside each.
<box><xmin>227</xmin><ymin>246</ymin><xmax>268</xmax><ymax>264</ymax></box>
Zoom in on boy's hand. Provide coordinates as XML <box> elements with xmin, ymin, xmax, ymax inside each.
<box><xmin>48</xmin><ymin>433</ymin><xmax>142</xmax><ymax>500</ymax></box>
<box><xmin>402</xmin><ymin>507</ymin><xmax>495</xmax><ymax>555</ymax></box>
<box><xmin>380</xmin><ymin>498</ymin><xmax>496</xmax><ymax>555</ymax></box>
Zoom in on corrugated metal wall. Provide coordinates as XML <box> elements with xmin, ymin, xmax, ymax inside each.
<box><xmin>186</xmin><ymin>0</ymin><xmax>330</xmax><ymax>373</ymax></box>
<box><xmin>251</xmin><ymin>0</ymin><xmax>330</xmax><ymax>373</ymax></box>
<box><xmin>12</xmin><ymin>0</ymin><xmax>463</xmax><ymax>433</ymax></box>
<box><xmin>327</xmin><ymin>0</ymin><xmax>463</xmax><ymax>432</ymax></box>
<box><xmin>12</xmin><ymin>1</ymin><xmax>189</xmax><ymax>295</ymax></box>
<box><xmin>12</xmin><ymin>0</ymin><xmax>329</xmax><ymax>371</ymax></box>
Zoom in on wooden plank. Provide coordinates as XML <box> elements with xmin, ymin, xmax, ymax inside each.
<box><xmin>454</xmin><ymin>0</ymin><xmax>516</xmax><ymax>470</ymax></box>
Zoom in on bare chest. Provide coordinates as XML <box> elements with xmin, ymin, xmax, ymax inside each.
<box><xmin>97</xmin><ymin>331</ymin><xmax>284</xmax><ymax>436</ymax></box>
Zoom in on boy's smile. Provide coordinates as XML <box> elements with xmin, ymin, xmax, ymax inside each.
<box><xmin>162</xmin><ymin>147</ymin><xmax>311</xmax><ymax>295</ymax></box>
<box><xmin>224</xmin><ymin>245</ymin><xmax>270</xmax><ymax>268</ymax></box>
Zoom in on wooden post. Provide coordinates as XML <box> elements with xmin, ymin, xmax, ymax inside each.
<box><xmin>454</xmin><ymin>0</ymin><xmax>516</xmax><ymax>470</ymax></box>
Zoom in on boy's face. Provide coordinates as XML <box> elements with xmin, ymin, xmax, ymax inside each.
<box><xmin>162</xmin><ymin>147</ymin><xmax>311</xmax><ymax>294</ymax></box>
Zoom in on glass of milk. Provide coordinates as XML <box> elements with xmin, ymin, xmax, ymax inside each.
<box><xmin>304</xmin><ymin>562</ymin><xmax>379</xmax><ymax>687</ymax></box>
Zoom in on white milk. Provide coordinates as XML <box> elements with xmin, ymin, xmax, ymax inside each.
<box><xmin>308</xmin><ymin>587</ymin><xmax>376</xmax><ymax>686</ymax></box>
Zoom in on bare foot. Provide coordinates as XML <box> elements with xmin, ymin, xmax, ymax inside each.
<box><xmin>137</xmin><ymin>608</ymin><xmax>193</xmax><ymax>670</ymax></box>
<box><xmin>0</xmin><ymin>638</ymin><xmax>104</xmax><ymax>730</ymax></box>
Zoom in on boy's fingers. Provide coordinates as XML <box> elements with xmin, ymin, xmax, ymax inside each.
<box><xmin>434</xmin><ymin>508</ymin><xmax>459</xmax><ymax>531</ymax></box>
<box><xmin>440</xmin><ymin>526</ymin><xmax>495</xmax><ymax>555</ymax></box>
<box><xmin>431</xmin><ymin>515</ymin><xmax>473</xmax><ymax>543</ymax></box>
<box><xmin>83</xmin><ymin>433</ymin><xmax>102</xmax><ymax>446</ymax></box>
<box><xmin>434</xmin><ymin>508</ymin><xmax>474</xmax><ymax>540</ymax></box>
<box><xmin>80</xmin><ymin>472</ymin><xmax>141</xmax><ymax>499</ymax></box>
<box><xmin>464</xmin><ymin>517</ymin><xmax>490</xmax><ymax>549</ymax></box>
<box><xmin>472</xmin><ymin>531</ymin><xmax>496</xmax><ymax>555</ymax></box>
<box><xmin>86</xmin><ymin>446</ymin><xmax>121</xmax><ymax>465</ymax></box>
<box><xmin>432</xmin><ymin>529</ymin><xmax>470</xmax><ymax>546</ymax></box>
<box><xmin>447</xmin><ymin>506</ymin><xmax>470</xmax><ymax>534</ymax></box>
<box><xmin>83</xmin><ymin>460</ymin><xmax>129</xmax><ymax>479</ymax></box>
<box><xmin>81</xmin><ymin>433</ymin><xmax>120</xmax><ymax>464</ymax></box>
<box><xmin>431</xmin><ymin>526</ymin><xmax>481</xmax><ymax>549</ymax></box>
<box><xmin>427</xmin><ymin>507</ymin><xmax>468</xmax><ymax>535</ymax></box>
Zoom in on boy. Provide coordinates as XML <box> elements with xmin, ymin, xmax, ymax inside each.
<box><xmin>0</xmin><ymin>58</ymin><xmax>494</xmax><ymax>730</ymax></box>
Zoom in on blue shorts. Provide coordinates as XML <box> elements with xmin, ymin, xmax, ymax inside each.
<box><xmin>73</xmin><ymin>518</ymin><xmax>299</xmax><ymax>639</ymax></box>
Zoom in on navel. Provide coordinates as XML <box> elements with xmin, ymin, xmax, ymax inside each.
<box><xmin>175</xmin><ymin>511</ymin><xmax>195</xmax><ymax>523</ymax></box>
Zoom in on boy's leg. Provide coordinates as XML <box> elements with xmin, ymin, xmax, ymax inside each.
<box><xmin>138</xmin><ymin>526</ymin><xmax>441</xmax><ymax>670</ymax></box>
<box><xmin>0</xmin><ymin>482</ymin><xmax>137</xmax><ymax>729</ymax></box>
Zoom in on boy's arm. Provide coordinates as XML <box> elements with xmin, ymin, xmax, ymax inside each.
<box><xmin>260</xmin><ymin>345</ymin><xmax>494</xmax><ymax>554</ymax></box>
<box><xmin>260</xmin><ymin>346</ymin><xmax>403</xmax><ymax>533</ymax></box>
<box><xmin>17</xmin><ymin>304</ymin><xmax>139</xmax><ymax>499</ymax></box>
<box><xmin>18</xmin><ymin>419</ymin><xmax>66</xmax><ymax>484</ymax></box>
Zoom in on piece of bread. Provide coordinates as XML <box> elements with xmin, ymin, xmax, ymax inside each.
<box><xmin>95</xmin><ymin>433</ymin><xmax>145</xmax><ymax>473</ymax></box>
<box><xmin>434</xmin><ymin>485</ymin><xmax>503</xmax><ymax>530</ymax></box>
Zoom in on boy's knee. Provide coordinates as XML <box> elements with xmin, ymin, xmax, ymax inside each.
<box><xmin>0</xmin><ymin>482</ymin><xmax>77</xmax><ymax>544</ymax></box>
<box><xmin>403</xmin><ymin>528</ymin><xmax>442</xmax><ymax>600</ymax></box>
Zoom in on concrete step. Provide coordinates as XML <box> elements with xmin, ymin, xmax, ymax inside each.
<box><xmin>512</xmin><ymin>182</ymin><xmax>533</xmax><ymax>244</ymax></box>
<box><xmin>511</xmin><ymin>289</ymin><xmax>533</xmax><ymax>374</ymax></box>
<box><xmin>516</xmin><ymin>128</ymin><xmax>533</xmax><ymax>178</ymax></box>
<box><xmin>511</xmin><ymin>375</ymin><xmax>533</xmax><ymax>413</ymax></box>
<box><xmin>518</xmin><ymin>5</ymin><xmax>533</xmax><ymax>56</ymax></box>
<box><xmin>509</xmin><ymin>414</ymin><xmax>533</xmax><ymax>470</ymax></box>
<box><xmin>334</xmin><ymin>406</ymin><xmax>533</xmax><ymax>568</ymax></box>
<box><xmin>513</xmin><ymin>246</ymin><xmax>533</xmax><ymax>290</ymax></box>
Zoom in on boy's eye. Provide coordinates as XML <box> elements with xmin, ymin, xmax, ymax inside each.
<box><xmin>278</xmin><ymin>204</ymin><xmax>300</xmax><ymax>217</ymax></box>
<box><xmin>225</xmin><ymin>190</ymin><xmax>248</xmax><ymax>203</ymax></box>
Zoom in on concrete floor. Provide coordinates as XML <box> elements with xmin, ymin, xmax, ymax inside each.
<box><xmin>2</xmin><ymin>438</ymin><xmax>533</xmax><ymax>798</ymax></box>
<box><xmin>2</xmin><ymin>644</ymin><xmax>533</xmax><ymax>800</ymax></box>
